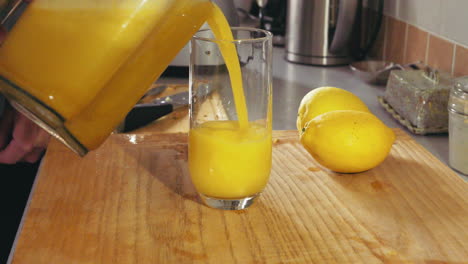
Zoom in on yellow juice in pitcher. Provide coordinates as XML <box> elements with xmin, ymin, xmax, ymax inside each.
<box><xmin>189</xmin><ymin>121</ymin><xmax>272</xmax><ymax>198</ymax></box>
<box><xmin>0</xmin><ymin>4</ymin><xmax>155</xmax><ymax>120</ymax></box>
<box><xmin>64</xmin><ymin>1</ymin><xmax>212</xmax><ymax>149</ymax></box>
<box><xmin>0</xmin><ymin>0</ymin><xmax>211</xmax><ymax>152</ymax></box>
<box><xmin>188</xmin><ymin>4</ymin><xmax>272</xmax><ymax>199</ymax></box>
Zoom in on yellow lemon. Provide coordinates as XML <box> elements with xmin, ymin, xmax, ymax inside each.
<box><xmin>297</xmin><ymin>86</ymin><xmax>370</xmax><ymax>131</ymax></box>
<box><xmin>300</xmin><ymin>110</ymin><xmax>395</xmax><ymax>173</ymax></box>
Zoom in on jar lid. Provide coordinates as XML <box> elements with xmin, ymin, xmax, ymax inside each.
<box><xmin>454</xmin><ymin>76</ymin><xmax>468</xmax><ymax>92</ymax></box>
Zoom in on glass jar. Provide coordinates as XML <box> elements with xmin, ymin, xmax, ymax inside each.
<box><xmin>448</xmin><ymin>76</ymin><xmax>468</xmax><ymax>175</ymax></box>
<box><xmin>0</xmin><ymin>0</ymin><xmax>212</xmax><ymax>156</ymax></box>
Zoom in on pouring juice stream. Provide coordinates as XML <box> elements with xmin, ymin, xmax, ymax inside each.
<box><xmin>206</xmin><ymin>4</ymin><xmax>249</xmax><ymax>130</ymax></box>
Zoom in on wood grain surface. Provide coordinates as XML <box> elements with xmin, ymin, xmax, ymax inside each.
<box><xmin>10</xmin><ymin>129</ymin><xmax>468</xmax><ymax>264</ymax></box>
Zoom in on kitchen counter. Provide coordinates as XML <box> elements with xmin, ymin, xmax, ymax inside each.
<box><xmin>8</xmin><ymin>47</ymin><xmax>468</xmax><ymax>263</ymax></box>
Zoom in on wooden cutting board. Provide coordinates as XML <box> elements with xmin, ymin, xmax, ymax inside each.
<box><xmin>11</xmin><ymin>129</ymin><xmax>468</xmax><ymax>263</ymax></box>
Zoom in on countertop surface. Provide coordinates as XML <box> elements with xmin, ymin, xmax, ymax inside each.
<box><xmin>10</xmin><ymin>122</ymin><xmax>468</xmax><ymax>263</ymax></box>
<box><xmin>8</xmin><ymin>47</ymin><xmax>468</xmax><ymax>263</ymax></box>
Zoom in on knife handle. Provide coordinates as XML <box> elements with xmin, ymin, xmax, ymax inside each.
<box><xmin>123</xmin><ymin>104</ymin><xmax>174</xmax><ymax>132</ymax></box>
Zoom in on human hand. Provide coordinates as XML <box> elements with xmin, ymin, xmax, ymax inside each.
<box><xmin>0</xmin><ymin>102</ymin><xmax>50</xmax><ymax>164</ymax></box>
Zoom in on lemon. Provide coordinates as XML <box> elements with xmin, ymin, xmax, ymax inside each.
<box><xmin>297</xmin><ymin>87</ymin><xmax>370</xmax><ymax>131</ymax></box>
<box><xmin>300</xmin><ymin>110</ymin><xmax>395</xmax><ymax>173</ymax></box>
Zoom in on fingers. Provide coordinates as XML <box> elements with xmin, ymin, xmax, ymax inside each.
<box><xmin>0</xmin><ymin>109</ymin><xmax>50</xmax><ymax>164</ymax></box>
<box><xmin>12</xmin><ymin>109</ymin><xmax>41</xmax><ymax>151</ymax></box>
<box><xmin>0</xmin><ymin>110</ymin><xmax>35</xmax><ymax>163</ymax></box>
<box><xmin>22</xmin><ymin>147</ymin><xmax>45</xmax><ymax>163</ymax></box>
<box><xmin>0</xmin><ymin>139</ymin><xmax>46</xmax><ymax>164</ymax></box>
<box><xmin>30</xmin><ymin>124</ymin><xmax>51</xmax><ymax>149</ymax></box>
<box><xmin>0</xmin><ymin>136</ymin><xmax>31</xmax><ymax>163</ymax></box>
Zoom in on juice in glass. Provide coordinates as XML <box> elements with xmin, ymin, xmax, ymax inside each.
<box><xmin>188</xmin><ymin>7</ymin><xmax>273</xmax><ymax>209</ymax></box>
<box><xmin>189</xmin><ymin>121</ymin><xmax>272</xmax><ymax>199</ymax></box>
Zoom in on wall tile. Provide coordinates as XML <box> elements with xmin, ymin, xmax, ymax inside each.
<box><xmin>427</xmin><ymin>35</ymin><xmax>454</xmax><ymax>74</ymax></box>
<box><xmin>385</xmin><ymin>0</ymin><xmax>468</xmax><ymax>48</ymax></box>
<box><xmin>454</xmin><ymin>45</ymin><xmax>468</xmax><ymax>77</ymax></box>
<box><xmin>384</xmin><ymin>17</ymin><xmax>406</xmax><ymax>64</ymax></box>
<box><xmin>404</xmin><ymin>25</ymin><xmax>428</xmax><ymax>64</ymax></box>
<box><xmin>382</xmin><ymin>0</ymin><xmax>468</xmax><ymax>76</ymax></box>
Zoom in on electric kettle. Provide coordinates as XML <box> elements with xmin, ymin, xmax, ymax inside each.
<box><xmin>285</xmin><ymin>0</ymin><xmax>383</xmax><ymax>66</ymax></box>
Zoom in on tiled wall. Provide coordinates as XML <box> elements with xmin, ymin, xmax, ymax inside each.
<box><xmin>369</xmin><ymin>0</ymin><xmax>468</xmax><ymax>77</ymax></box>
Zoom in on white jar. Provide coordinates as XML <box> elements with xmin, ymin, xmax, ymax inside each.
<box><xmin>448</xmin><ymin>76</ymin><xmax>468</xmax><ymax>175</ymax></box>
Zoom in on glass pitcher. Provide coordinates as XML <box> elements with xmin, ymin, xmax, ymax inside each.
<box><xmin>0</xmin><ymin>0</ymin><xmax>211</xmax><ymax>156</ymax></box>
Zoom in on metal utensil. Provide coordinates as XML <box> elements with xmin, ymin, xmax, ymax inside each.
<box><xmin>349</xmin><ymin>60</ymin><xmax>397</xmax><ymax>84</ymax></box>
<box><xmin>120</xmin><ymin>91</ymin><xmax>189</xmax><ymax>133</ymax></box>
<box><xmin>119</xmin><ymin>84</ymin><xmax>215</xmax><ymax>132</ymax></box>
<box><xmin>349</xmin><ymin>60</ymin><xmax>422</xmax><ymax>85</ymax></box>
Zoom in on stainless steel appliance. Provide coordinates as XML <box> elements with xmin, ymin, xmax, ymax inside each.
<box><xmin>285</xmin><ymin>0</ymin><xmax>383</xmax><ymax>66</ymax></box>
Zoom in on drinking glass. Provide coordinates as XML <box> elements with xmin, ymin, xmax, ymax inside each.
<box><xmin>189</xmin><ymin>27</ymin><xmax>273</xmax><ymax>210</ymax></box>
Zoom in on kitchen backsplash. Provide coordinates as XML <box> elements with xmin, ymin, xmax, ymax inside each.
<box><xmin>368</xmin><ymin>0</ymin><xmax>468</xmax><ymax>77</ymax></box>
